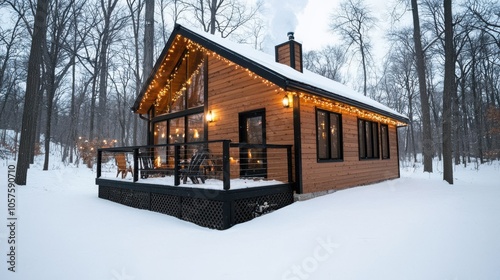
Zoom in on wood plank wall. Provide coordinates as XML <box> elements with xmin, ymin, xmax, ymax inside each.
<box><xmin>276</xmin><ymin>44</ymin><xmax>292</xmax><ymax>67</ymax></box>
<box><xmin>299</xmin><ymin>100</ymin><xmax>400</xmax><ymax>193</ymax></box>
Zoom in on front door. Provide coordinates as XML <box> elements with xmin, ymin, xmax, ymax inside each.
<box><xmin>239</xmin><ymin>109</ymin><xmax>267</xmax><ymax>178</ymax></box>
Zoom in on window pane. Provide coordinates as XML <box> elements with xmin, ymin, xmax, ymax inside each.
<box><xmin>169</xmin><ymin>117</ymin><xmax>185</xmax><ymax>144</ymax></box>
<box><xmin>381</xmin><ymin>125</ymin><xmax>389</xmax><ymax>159</ymax></box>
<box><xmin>187</xmin><ymin>62</ymin><xmax>205</xmax><ymax>108</ymax></box>
<box><xmin>330</xmin><ymin>114</ymin><xmax>339</xmax><ymax>159</ymax></box>
<box><xmin>372</xmin><ymin>122</ymin><xmax>379</xmax><ymax>158</ymax></box>
<box><xmin>187</xmin><ymin>113</ymin><xmax>204</xmax><ymax>142</ymax></box>
<box><xmin>317</xmin><ymin>111</ymin><xmax>328</xmax><ymax>159</ymax></box>
<box><xmin>171</xmin><ymin>90</ymin><xmax>185</xmax><ymax>113</ymax></box>
<box><xmin>365</xmin><ymin>122</ymin><xmax>372</xmax><ymax>158</ymax></box>
<box><xmin>358</xmin><ymin>120</ymin><xmax>366</xmax><ymax>158</ymax></box>
<box><xmin>154</xmin><ymin>121</ymin><xmax>167</xmax><ymax>145</ymax></box>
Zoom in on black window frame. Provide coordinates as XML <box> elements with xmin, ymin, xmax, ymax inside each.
<box><xmin>358</xmin><ymin>118</ymin><xmax>380</xmax><ymax>160</ymax></box>
<box><xmin>316</xmin><ymin>108</ymin><xmax>343</xmax><ymax>162</ymax></box>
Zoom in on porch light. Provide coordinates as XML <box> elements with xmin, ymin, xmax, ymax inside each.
<box><xmin>206</xmin><ymin>111</ymin><xmax>214</xmax><ymax>123</ymax></box>
<box><xmin>282</xmin><ymin>94</ymin><xmax>290</xmax><ymax>108</ymax></box>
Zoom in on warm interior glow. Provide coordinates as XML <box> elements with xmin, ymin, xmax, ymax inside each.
<box><xmin>154</xmin><ymin>156</ymin><xmax>161</xmax><ymax>168</ymax></box>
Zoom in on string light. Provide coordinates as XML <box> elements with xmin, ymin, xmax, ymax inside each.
<box><xmin>138</xmin><ymin>35</ymin><xmax>406</xmax><ymax>127</ymax></box>
<box><xmin>293</xmin><ymin>92</ymin><xmax>407</xmax><ymax>126</ymax></box>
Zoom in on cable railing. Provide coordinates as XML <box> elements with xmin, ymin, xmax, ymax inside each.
<box><xmin>96</xmin><ymin>140</ymin><xmax>293</xmax><ymax>190</ymax></box>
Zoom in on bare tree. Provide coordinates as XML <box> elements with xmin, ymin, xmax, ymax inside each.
<box><xmin>467</xmin><ymin>0</ymin><xmax>500</xmax><ymax>48</ymax></box>
<box><xmin>411</xmin><ymin>0</ymin><xmax>433</xmax><ymax>172</ymax></box>
<box><xmin>303</xmin><ymin>45</ymin><xmax>346</xmax><ymax>82</ymax></box>
<box><xmin>157</xmin><ymin>0</ymin><xmax>188</xmax><ymax>44</ymax></box>
<box><xmin>330</xmin><ymin>0</ymin><xmax>376</xmax><ymax>96</ymax></box>
<box><xmin>42</xmin><ymin>0</ymin><xmax>77</xmax><ymax>170</ymax></box>
<box><xmin>0</xmin><ymin>16</ymin><xmax>23</xmax><ymax>124</ymax></box>
<box><xmin>125</xmin><ymin>0</ymin><xmax>144</xmax><ymax>146</ymax></box>
<box><xmin>143</xmin><ymin>0</ymin><xmax>154</xmax><ymax>79</ymax></box>
<box><xmin>96</xmin><ymin>0</ymin><xmax>121</xmax><ymax>139</ymax></box>
<box><xmin>442</xmin><ymin>0</ymin><xmax>454</xmax><ymax>183</ymax></box>
<box><xmin>383</xmin><ymin>28</ymin><xmax>419</xmax><ymax>162</ymax></box>
<box><xmin>187</xmin><ymin>0</ymin><xmax>262</xmax><ymax>37</ymax></box>
<box><xmin>15</xmin><ymin>0</ymin><xmax>48</xmax><ymax>185</ymax></box>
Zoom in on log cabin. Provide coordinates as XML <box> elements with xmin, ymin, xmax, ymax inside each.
<box><xmin>95</xmin><ymin>24</ymin><xmax>408</xmax><ymax>229</ymax></box>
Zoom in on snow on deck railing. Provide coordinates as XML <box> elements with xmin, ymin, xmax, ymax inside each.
<box><xmin>96</xmin><ymin>140</ymin><xmax>293</xmax><ymax>190</ymax></box>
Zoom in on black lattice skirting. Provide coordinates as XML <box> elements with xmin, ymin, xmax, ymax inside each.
<box><xmin>97</xmin><ymin>179</ymin><xmax>294</xmax><ymax>230</ymax></box>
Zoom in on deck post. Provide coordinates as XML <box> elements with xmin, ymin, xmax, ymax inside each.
<box><xmin>222</xmin><ymin>200</ymin><xmax>232</xmax><ymax>229</ymax></box>
<box><xmin>174</xmin><ymin>145</ymin><xmax>180</xmax><ymax>186</ymax></box>
<box><xmin>97</xmin><ymin>150</ymin><xmax>102</xmax><ymax>178</ymax></box>
<box><xmin>133</xmin><ymin>148</ymin><xmax>139</xmax><ymax>182</ymax></box>
<box><xmin>222</xmin><ymin>140</ymin><xmax>230</xmax><ymax>190</ymax></box>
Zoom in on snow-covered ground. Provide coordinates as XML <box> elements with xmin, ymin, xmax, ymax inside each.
<box><xmin>0</xmin><ymin>156</ymin><xmax>499</xmax><ymax>280</ymax></box>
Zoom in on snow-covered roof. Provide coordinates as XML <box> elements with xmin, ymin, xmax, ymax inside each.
<box><xmin>135</xmin><ymin>24</ymin><xmax>408</xmax><ymax>124</ymax></box>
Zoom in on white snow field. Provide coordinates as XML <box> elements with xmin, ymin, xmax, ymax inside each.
<box><xmin>0</xmin><ymin>156</ymin><xmax>499</xmax><ymax>280</ymax></box>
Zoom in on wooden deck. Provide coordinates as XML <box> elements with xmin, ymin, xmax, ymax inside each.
<box><xmin>96</xmin><ymin>179</ymin><xmax>293</xmax><ymax>229</ymax></box>
<box><xmin>96</xmin><ymin>140</ymin><xmax>295</xmax><ymax>229</ymax></box>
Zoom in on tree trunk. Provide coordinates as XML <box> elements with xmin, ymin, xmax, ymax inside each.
<box><xmin>209</xmin><ymin>0</ymin><xmax>217</xmax><ymax>34</ymax></box>
<box><xmin>143</xmin><ymin>0</ymin><xmax>154</xmax><ymax>79</ymax></box>
<box><xmin>442</xmin><ymin>0</ymin><xmax>454</xmax><ymax>184</ymax></box>
<box><xmin>471</xmin><ymin>52</ymin><xmax>484</xmax><ymax>163</ymax></box>
<box><xmin>360</xmin><ymin>42</ymin><xmax>368</xmax><ymax>96</ymax></box>
<box><xmin>97</xmin><ymin>27</ymin><xmax>109</xmax><ymax>139</ymax></box>
<box><xmin>43</xmin><ymin>73</ymin><xmax>56</xmax><ymax>171</ymax></box>
<box><xmin>411</xmin><ymin>0</ymin><xmax>433</xmax><ymax>172</ymax></box>
<box><xmin>15</xmin><ymin>0</ymin><xmax>49</xmax><ymax>185</ymax></box>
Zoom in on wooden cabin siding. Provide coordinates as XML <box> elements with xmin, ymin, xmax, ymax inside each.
<box><xmin>206</xmin><ymin>57</ymin><xmax>295</xmax><ymax>181</ymax></box>
<box><xmin>299</xmin><ymin>99</ymin><xmax>400</xmax><ymax>194</ymax></box>
<box><xmin>293</xmin><ymin>42</ymin><xmax>302</xmax><ymax>72</ymax></box>
<box><xmin>276</xmin><ymin>44</ymin><xmax>292</xmax><ymax>67</ymax></box>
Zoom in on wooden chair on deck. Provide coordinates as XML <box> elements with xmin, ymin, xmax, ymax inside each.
<box><xmin>115</xmin><ymin>153</ymin><xmax>133</xmax><ymax>179</ymax></box>
<box><xmin>139</xmin><ymin>152</ymin><xmax>155</xmax><ymax>179</ymax></box>
<box><xmin>180</xmin><ymin>149</ymin><xmax>209</xmax><ymax>184</ymax></box>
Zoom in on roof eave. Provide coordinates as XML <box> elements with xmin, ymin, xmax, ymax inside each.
<box><xmin>176</xmin><ymin>26</ymin><xmax>289</xmax><ymax>89</ymax></box>
<box><xmin>132</xmin><ymin>24</ymin><xmax>184</xmax><ymax>113</ymax></box>
<box><xmin>133</xmin><ymin>24</ymin><xmax>409</xmax><ymax>126</ymax></box>
<box><xmin>286</xmin><ymin>80</ymin><xmax>410</xmax><ymax>125</ymax></box>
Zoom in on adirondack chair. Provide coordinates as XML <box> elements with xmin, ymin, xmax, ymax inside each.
<box><xmin>115</xmin><ymin>153</ymin><xmax>133</xmax><ymax>179</ymax></box>
<box><xmin>180</xmin><ymin>149</ymin><xmax>209</xmax><ymax>184</ymax></box>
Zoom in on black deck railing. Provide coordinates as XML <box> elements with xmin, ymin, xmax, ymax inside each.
<box><xmin>97</xmin><ymin>140</ymin><xmax>293</xmax><ymax>190</ymax></box>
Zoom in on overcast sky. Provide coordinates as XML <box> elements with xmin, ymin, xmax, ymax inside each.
<box><xmin>262</xmin><ymin>0</ymin><xmax>412</xmax><ymax>58</ymax></box>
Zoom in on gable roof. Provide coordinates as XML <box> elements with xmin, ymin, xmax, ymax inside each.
<box><xmin>133</xmin><ymin>24</ymin><xmax>409</xmax><ymax>124</ymax></box>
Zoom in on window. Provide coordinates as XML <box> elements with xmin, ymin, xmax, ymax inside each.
<box><xmin>358</xmin><ymin>119</ymin><xmax>379</xmax><ymax>159</ymax></box>
<box><xmin>154</xmin><ymin>51</ymin><xmax>205</xmax><ymax>116</ymax></box>
<box><xmin>316</xmin><ymin>109</ymin><xmax>342</xmax><ymax>161</ymax></box>
<box><xmin>381</xmin><ymin>124</ymin><xmax>390</xmax><ymax>159</ymax></box>
<box><xmin>187</xmin><ymin>113</ymin><xmax>204</xmax><ymax>142</ymax></box>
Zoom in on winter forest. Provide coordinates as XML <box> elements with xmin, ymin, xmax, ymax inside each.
<box><xmin>0</xmin><ymin>0</ymin><xmax>499</xmax><ymax>185</ymax></box>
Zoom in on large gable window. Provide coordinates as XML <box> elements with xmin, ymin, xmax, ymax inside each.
<box><xmin>358</xmin><ymin>119</ymin><xmax>379</xmax><ymax>159</ymax></box>
<box><xmin>155</xmin><ymin>51</ymin><xmax>205</xmax><ymax>116</ymax></box>
<box><xmin>316</xmin><ymin>109</ymin><xmax>343</xmax><ymax>161</ymax></box>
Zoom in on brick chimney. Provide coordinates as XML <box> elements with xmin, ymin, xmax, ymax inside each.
<box><xmin>275</xmin><ymin>32</ymin><xmax>303</xmax><ymax>72</ymax></box>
